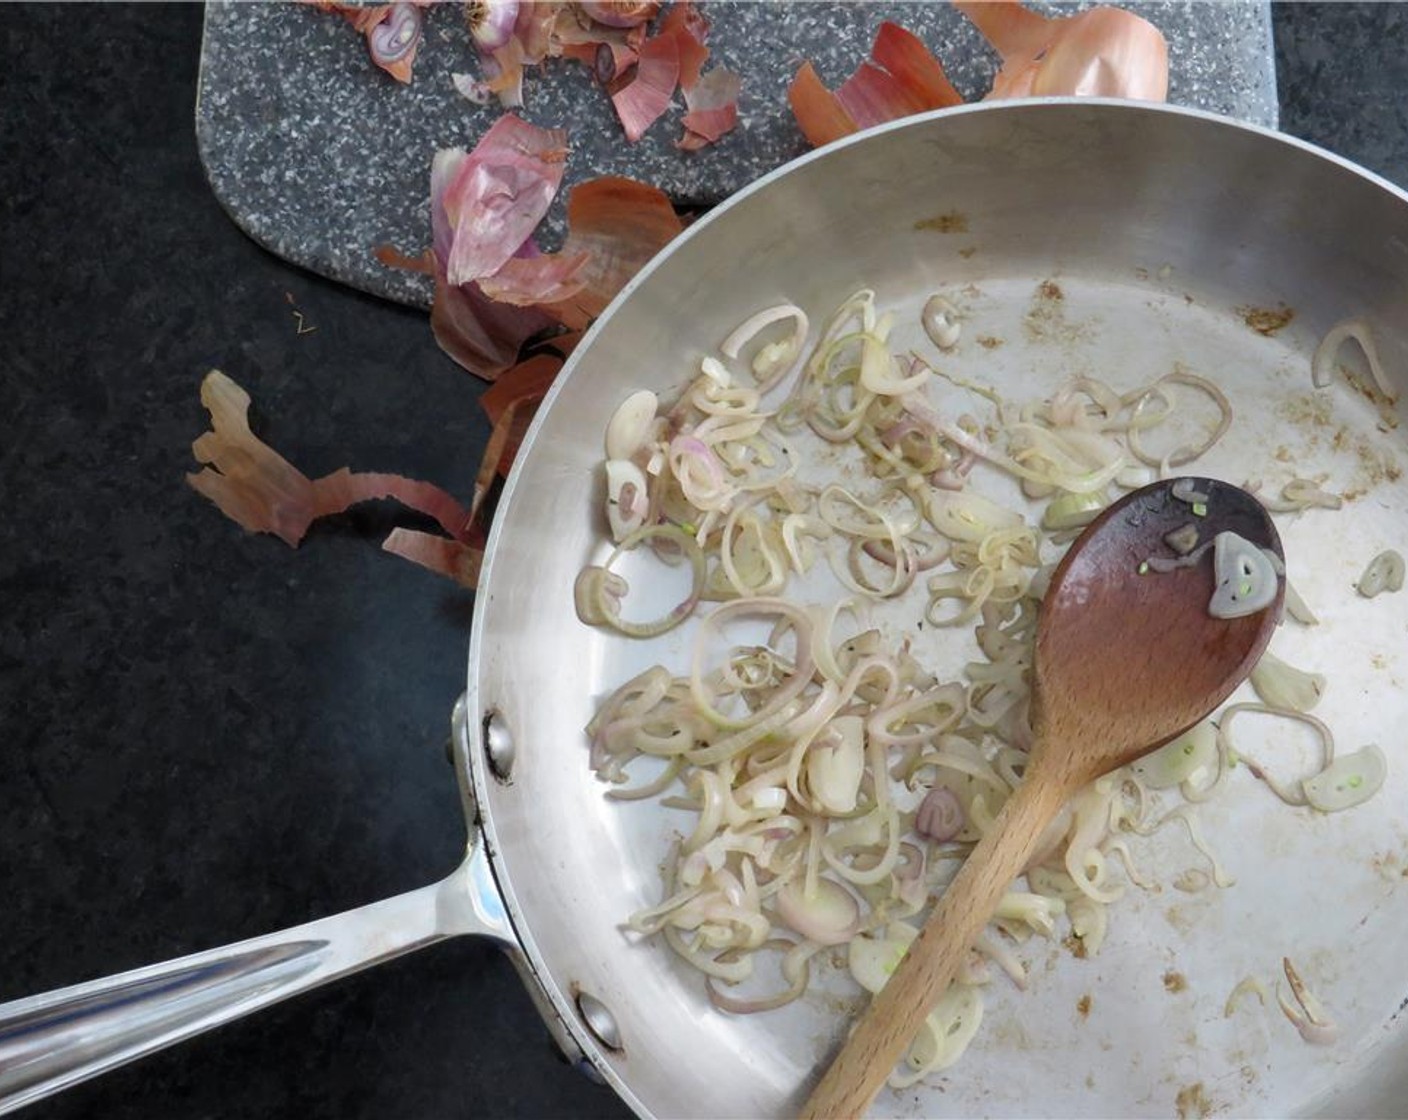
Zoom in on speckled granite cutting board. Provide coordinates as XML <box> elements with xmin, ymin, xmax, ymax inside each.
<box><xmin>196</xmin><ymin>1</ymin><xmax>1279</xmax><ymax>311</ymax></box>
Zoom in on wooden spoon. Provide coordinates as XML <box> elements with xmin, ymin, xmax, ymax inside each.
<box><xmin>800</xmin><ymin>477</ymin><xmax>1283</xmax><ymax>1119</ymax></box>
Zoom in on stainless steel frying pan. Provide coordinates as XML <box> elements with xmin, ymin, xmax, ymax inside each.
<box><xmin>4</xmin><ymin>100</ymin><xmax>1408</xmax><ymax>1118</ymax></box>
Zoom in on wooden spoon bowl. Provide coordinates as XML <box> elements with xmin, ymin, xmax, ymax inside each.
<box><xmin>801</xmin><ymin>477</ymin><xmax>1283</xmax><ymax>1119</ymax></box>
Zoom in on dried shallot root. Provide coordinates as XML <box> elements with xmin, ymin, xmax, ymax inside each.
<box><xmin>187</xmin><ymin>371</ymin><xmax>481</xmax><ymax>587</ymax></box>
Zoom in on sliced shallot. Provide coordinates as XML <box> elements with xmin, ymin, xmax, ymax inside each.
<box><xmin>1312</xmin><ymin>316</ymin><xmax>1395</xmax><ymax>398</ymax></box>
<box><xmin>1357</xmin><ymin>549</ymin><xmax>1405</xmax><ymax>598</ymax></box>
<box><xmin>1302</xmin><ymin>744</ymin><xmax>1386</xmax><ymax>813</ymax></box>
<box><xmin>605</xmin><ymin>459</ymin><xmax>650</xmax><ymax>540</ymax></box>
<box><xmin>775</xmin><ymin>878</ymin><xmax>861</xmax><ymax>946</ymax></box>
<box><xmin>915</xmin><ymin>787</ymin><xmax>965</xmax><ymax>842</ymax></box>
<box><xmin>922</xmin><ymin>294</ymin><xmax>962</xmax><ymax>350</ymax></box>
<box><xmin>722</xmin><ymin>304</ymin><xmax>810</xmax><ymax>392</ymax></box>
<box><xmin>1249</xmin><ymin>650</ymin><xmax>1325</xmax><ymax>712</ymax></box>
<box><xmin>605</xmin><ymin>389</ymin><xmax>660</xmax><ymax>459</ymax></box>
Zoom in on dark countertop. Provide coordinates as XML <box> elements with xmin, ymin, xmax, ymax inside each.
<box><xmin>1</xmin><ymin>4</ymin><xmax>1405</xmax><ymax>1119</ymax></box>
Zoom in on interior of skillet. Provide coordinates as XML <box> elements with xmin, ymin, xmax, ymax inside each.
<box><xmin>470</xmin><ymin>101</ymin><xmax>1408</xmax><ymax>1119</ymax></box>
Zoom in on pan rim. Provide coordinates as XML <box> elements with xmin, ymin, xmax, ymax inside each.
<box><xmin>464</xmin><ymin>96</ymin><xmax>1408</xmax><ymax>1118</ymax></box>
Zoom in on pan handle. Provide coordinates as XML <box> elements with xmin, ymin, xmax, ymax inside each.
<box><xmin>0</xmin><ymin>700</ymin><xmax>547</xmax><ymax>1115</ymax></box>
<box><xmin>0</xmin><ymin>846</ymin><xmax>506</xmax><ymax>1114</ymax></box>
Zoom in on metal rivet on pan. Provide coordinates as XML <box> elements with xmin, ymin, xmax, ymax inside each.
<box><xmin>482</xmin><ymin>710</ymin><xmax>515</xmax><ymax>782</ymax></box>
<box><xmin>574</xmin><ymin>990</ymin><xmax>622</xmax><ymax>1052</ymax></box>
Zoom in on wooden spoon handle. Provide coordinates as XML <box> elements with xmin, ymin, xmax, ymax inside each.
<box><xmin>799</xmin><ymin>772</ymin><xmax>1073</xmax><ymax>1119</ymax></box>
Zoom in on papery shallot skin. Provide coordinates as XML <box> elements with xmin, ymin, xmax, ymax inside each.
<box><xmin>956</xmin><ymin>2</ymin><xmax>1168</xmax><ymax>101</ymax></box>
<box><xmin>579</xmin><ymin>0</ymin><xmax>660</xmax><ymax>28</ymax></box>
<box><xmin>679</xmin><ymin>66</ymin><xmax>741</xmax><ymax>149</ymax></box>
<box><xmin>790</xmin><ymin>6</ymin><xmax>1167</xmax><ymax>146</ymax></box>
<box><xmin>424</xmin><ymin>118</ymin><xmax>568</xmax><ymax>379</ymax></box>
<box><xmin>789</xmin><ymin>22</ymin><xmax>961</xmax><ymax>146</ymax></box>
<box><xmin>422</xmin><ymin>127</ymin><xmax>680</xmax><ymax>377</ymax></box>
<box><xmin>436</xmin><ymin>116</ymin><xmax>569</xmax><ymax>287</ymax></box>
<box><xmin>187</xmin><ymin>371</ymin><xmax>482</xmax><ymax>585</ymax></box>
<box><xmin>610</xmin><ymin>28</ymin><xmax>681</xmax><ymax>143</ymax></box>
